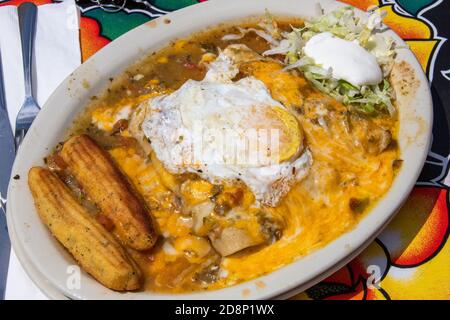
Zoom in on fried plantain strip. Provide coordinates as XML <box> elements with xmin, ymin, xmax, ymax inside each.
<box><xmin>28</xmin><ymin>167</ymin><xmax>142</xmax><ymax>291</ymax></box>
<box><xmin>60</xmin><ymin>134</ymin><xmax>157</xmax><ymax>251</ymax></box>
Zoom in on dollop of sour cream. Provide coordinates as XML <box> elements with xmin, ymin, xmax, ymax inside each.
<box><xmin>304</xmin><ymin>32</ymin><xmax>382</xmax><ymax>86</ymax></box>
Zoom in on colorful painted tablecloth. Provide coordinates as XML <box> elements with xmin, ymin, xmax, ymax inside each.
<box><xmin>1</xmin><ymin>0</ymin><xmax>449</xmax><ymax>300</ymax></box>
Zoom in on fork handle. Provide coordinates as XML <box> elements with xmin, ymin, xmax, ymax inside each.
<box><xmin>18</xmin><ymin>3</ymin><xmax>38</xmax><ymax>99</ymax></box>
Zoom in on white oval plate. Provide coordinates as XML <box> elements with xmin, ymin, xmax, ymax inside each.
<box><xmin>7</xmin><ymin>0</ymin><xmax>432</xmax><ymax>300</ymax></box>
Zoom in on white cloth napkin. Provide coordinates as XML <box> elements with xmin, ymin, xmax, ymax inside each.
<box><xmin>0</xmin><ymin>0</ymin><xmax>81</xmax><ymax>299</ymax></box>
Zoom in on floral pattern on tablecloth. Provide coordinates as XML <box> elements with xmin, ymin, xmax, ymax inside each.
<box><xmin>1</xmin><ymin>0</ymin><xmax>448</xmax><ymax>300</ymax></box>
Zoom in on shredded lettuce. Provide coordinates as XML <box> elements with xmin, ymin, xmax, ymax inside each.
<box><xmin>251</xmin><ymin>7</ymin><xmax>397</xmax><ymax>116</ymax></box>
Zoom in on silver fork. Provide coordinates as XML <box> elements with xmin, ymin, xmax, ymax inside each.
<box><xmin>15</xmin><ymin>2</ymin><xmax>39</xmax><ymax>151</ymax></box>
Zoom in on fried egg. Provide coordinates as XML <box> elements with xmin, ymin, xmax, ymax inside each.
<box><xmin>140</xmin><ymin>45</ymin><xmax>312</xmax><ymax>206</ymax></box>
<box><xmin>304</xmin><ymin>32</ymin><xmax>383</xmax><ymax>86</ymax></box>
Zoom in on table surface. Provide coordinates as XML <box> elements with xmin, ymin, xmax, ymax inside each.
<box><xmin>1</xmin><ymin>0</ymin><xmax>449</xmax><ymax>300</ymax></box>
